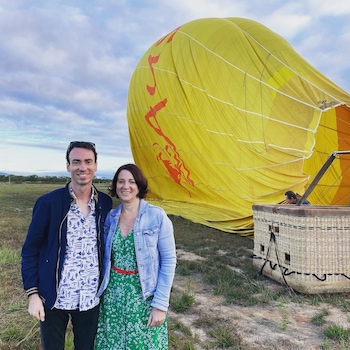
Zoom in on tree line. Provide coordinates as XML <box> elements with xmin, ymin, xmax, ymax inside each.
<box><xmin>0</xmin><ymin>174</ymin><xmax>111</xmax><ymax>184</ymax></box>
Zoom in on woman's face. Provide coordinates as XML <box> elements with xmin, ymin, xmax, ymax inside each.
<box><xmin>116</xmin><ymin>169</ymin><xmax>140</xmax><ymax>203</ymax></box>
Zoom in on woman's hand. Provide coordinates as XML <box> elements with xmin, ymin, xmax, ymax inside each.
<box><xmin>147</xmin><ymin>307</ymin><xmax>166</xmax><ymax>327</ymax></box>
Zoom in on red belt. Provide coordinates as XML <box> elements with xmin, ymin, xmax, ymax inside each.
<box><xmin>111</xmin><ymin>265</ymin><xmax>138</xmax><ymax>274</ymax></box>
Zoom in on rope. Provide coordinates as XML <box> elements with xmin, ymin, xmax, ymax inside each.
<box><xmin>258</xmin><ymin>225</ymin><xmax>295</xmax><ymax>293</ymax></box>
<box><xmin>252</xmin><ymin>257</ymin><xmax>350</xmax><ymax>281</ymax></box>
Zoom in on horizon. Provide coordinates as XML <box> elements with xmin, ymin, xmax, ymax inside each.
<box><xmin>0</xmin><ymin>170</ymin><xmax>115</xmax><ymax>179</ymax></box>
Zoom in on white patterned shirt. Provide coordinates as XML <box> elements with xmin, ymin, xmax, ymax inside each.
<box><xmin>54</xmin><ymin>187</ymin><xmax>100</xmax><ymax>311</ymax></box>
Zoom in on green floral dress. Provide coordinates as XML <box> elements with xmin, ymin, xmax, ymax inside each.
<box><xmin>95</xmin><ymin>225</ymin><xmax>168</xmax><ymax>349</ymax></box>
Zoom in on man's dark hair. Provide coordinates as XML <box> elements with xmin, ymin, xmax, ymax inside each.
<box><xmin>66</xmin><ymin>141</ymin><xmax>97</xmax><ymax>164</ymax></box>
<box><xmin>285</xmin><ymin>190</ymin><xmax>297</xmax><ymax>200</ymax></box>
<box><xmin>110</xmin><ymin>163</ymin><xmax>149</xmax><ymax>199</ymax></box>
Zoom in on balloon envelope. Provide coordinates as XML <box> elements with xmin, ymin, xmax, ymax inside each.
<box><xmin>127</xmin><ymin>17</ymin><xmax>350</xmax><ymax>235</ymax></box>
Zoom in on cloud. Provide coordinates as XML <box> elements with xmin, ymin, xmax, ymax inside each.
<box><xmin>307</xmin><ymin>0</ymin><xmax>350</xmax><ymax>16</ymax></box>
<box><xmin>1</xmin><ymin>0</ymin><xmax>349</xmax><ymax>175</ymax></box>
<box><xmin>258</xmin><ymin>3</ymin><xmax>312</xmax><ymax>40</ymax></box>
<box><xmin>161</xmin><ymin>0</ymin><xmax>248</xmax><ymax>20</ymax></box>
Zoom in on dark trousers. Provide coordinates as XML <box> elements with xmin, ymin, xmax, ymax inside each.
<box><xmin>40</xmin><ymin>305</ymin><xmax>99</xmax><ymax>350</ymax></box>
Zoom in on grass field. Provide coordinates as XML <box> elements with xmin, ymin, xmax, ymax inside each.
<box><xmin>1</xmin><ymin>183</ymin><xmax>350</xmax><ymax>349</ymax></box>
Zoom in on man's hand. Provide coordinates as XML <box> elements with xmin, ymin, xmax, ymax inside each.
<box><xmin>28</xmin><ymin>293</ymin><xmax>45</xmax><ymax>322</ymax></box>
<box><xmin>147</xmin><ymin>307</ymin><xmax>166</xmax><ymax>327</ymax></box>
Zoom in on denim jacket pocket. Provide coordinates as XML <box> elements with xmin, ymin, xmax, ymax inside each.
<box><xmin>143</xmin><ymin>227</ymin><xmax>160</xmax><ymax>248</ymax></box>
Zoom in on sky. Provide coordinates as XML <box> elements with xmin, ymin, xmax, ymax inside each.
<box><xmin>2</xmin><ymin>0</ymin><xmax>350</xmax><ymax>178</ymax></box>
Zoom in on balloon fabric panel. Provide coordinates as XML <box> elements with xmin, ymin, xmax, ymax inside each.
<box><xmin>127</xmin><ymin>17</ymin><xmax>350</xmax><ymax>235</ymax></box>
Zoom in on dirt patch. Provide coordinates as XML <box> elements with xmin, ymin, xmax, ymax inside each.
<box><xmin>176</xmin><ymin>249</ymin><xmax>206</xmax><ymax>261</ymax></box>
<box><xmin>172</xmin><ymin>250</ymin><xmax>350</xmax><ymax>349</ymax></box>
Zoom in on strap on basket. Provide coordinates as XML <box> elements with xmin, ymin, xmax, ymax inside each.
<box><xmin>260</xmin><ymin>225</ymin><xmax>295</xmax><ymax>293</ymax></box>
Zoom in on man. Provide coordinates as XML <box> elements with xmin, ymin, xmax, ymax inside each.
<box><xmin>21</xmin><ymin>141</ymin><xmax>113</xmax><ymax>350</ymax></box>
<box><xmin>284</xmin><ymin>190</ymin><xmax>311</xmax><ymax>205</ymax></box>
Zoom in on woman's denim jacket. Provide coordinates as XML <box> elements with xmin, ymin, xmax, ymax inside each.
<box><xmin>97</xmin><ymin>199</ymin><xmax>176</xmax><ymax>312</ymax></box>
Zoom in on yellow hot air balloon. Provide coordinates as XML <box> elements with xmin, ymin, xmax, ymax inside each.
<box><xmin>127</xmin><ymin>17</ymin><xmax>350</xmax><ymax>235</ymax></box>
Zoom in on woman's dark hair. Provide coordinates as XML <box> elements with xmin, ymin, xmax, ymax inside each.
<box><xmin>110</xmin><ymin>164</ymin><xmax>149</xmax><ymax>199</ymax></box>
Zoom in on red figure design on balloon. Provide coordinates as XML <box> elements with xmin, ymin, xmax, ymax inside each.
<box><xmin>144</xmin><ymin>27</ymin><xmax>194</xmax><ymax>197</ymax></box>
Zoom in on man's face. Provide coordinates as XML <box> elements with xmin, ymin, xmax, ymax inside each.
<box><xmin>285</xmin><ymin>195</ymin><xmax>296</xmax><ymax>204</ymax></box>
<box><xmin>66</xmin><ymin>147</ymin><xmax>97</xmax><ymax>187</ymax></box>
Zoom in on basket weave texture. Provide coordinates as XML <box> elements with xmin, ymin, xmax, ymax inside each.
<box><xmin>253</xmin><ymin>204</ymin><xmax>350</xmax><ymax>294</ymax></box>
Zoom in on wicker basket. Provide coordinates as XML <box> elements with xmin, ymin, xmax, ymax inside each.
<box><xmin>252</xmin><ymin>204</ymin><xmax>350</xmax><ymax>294</ymax></box>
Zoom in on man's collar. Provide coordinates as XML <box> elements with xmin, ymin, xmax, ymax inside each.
<box><xmin>69</xmin><ymin>182</ymin><xmax>96</xmax><ymax>203</ymax></box>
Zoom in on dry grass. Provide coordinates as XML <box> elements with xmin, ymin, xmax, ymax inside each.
<box><xmin>0</xmin><ymin>184</ymin><xmax>58</xmax><ymax>350</ymax></box>
<box><xmin>1</xmin><ymin>183</ymin><xmax>350</xmax><ymax>349</ymax></box>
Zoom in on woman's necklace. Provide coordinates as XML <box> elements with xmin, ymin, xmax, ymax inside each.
<box><xmin>121</xmin><ymin>212</ymin><xmax>137</xmax><ymax>225</ymax></box>
<box><xmin>119</xmin><ymin>205</ymin><xmax>139</xmax><ymax>235</ymax></box>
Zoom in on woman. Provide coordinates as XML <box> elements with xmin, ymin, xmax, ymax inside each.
<box><xmin>95</xmin><ymin>164</ymin><xmax>176</xmax><ymax>349</ymax></box>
